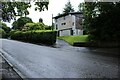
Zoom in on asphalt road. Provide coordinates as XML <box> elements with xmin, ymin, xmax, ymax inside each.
<box><xmin>0</xmin><ymin>55</ymin><xmax>22</xmax><ymax>79</ymax></box>
<box><xmin>0</xmin><ymin>39</ymin><xmax>119</xmax><ymax>78</ymax></box>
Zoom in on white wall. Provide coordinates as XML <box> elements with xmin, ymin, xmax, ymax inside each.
<box><xmin>55</xmin><ymin>14</ymin><xmax>73</xmax><ymax>30</ymax></box>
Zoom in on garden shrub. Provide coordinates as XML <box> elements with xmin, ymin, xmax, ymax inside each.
<box><xmin>11</xmin><ymin>30</ymin><xmax>57</xmax><ymax>45</ymax></box>
<box><xmin>0</xmin><ymin>29</ymin><xmax>6</xmax><ymax>38</ymax></box>
<box><xmin>23</xmin><ymin>22</ymin><xmax>50</xmax><ymax>31</ymax></box>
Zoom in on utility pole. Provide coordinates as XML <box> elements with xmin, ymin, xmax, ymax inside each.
<box><xmin>52</xmin><ymin>14</ymin><xmax>54</xmax><ymax>30</ymax></box>
<box><xmin>0</xmin><ymin>3</ymin><xmax>2</xmax><ymax>21</ymax></box>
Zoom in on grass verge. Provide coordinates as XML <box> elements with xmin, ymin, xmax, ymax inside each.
<box><xmin>58</xmin><ymin>35</ymin><xmax>88</xmax><ymax>45</ymax></box>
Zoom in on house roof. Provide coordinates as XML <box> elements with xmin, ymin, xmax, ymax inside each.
<box><xmin>53</xmin><ymin>12</ymin><xmax>83</xmax><ymax>19</ymax></box>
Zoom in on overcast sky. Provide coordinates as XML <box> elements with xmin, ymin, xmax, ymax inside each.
<box><xmin>6</xmin><ymin>0</ymin><xmax>84</xmax><ymax>28</ymax></box>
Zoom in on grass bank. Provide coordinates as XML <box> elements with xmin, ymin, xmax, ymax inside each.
<box><xmin>58</xmin><ymin>35</ymin><xmax>88</xmax><ymax>45</ymax></box>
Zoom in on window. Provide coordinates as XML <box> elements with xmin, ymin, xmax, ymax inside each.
<box><xmin>72</xmin><ymin>22</ymin><xmax>74</xmax><ymax>26</ymax></box>
<box><xmin>61</xmin><ymin>23</ymin><xmax>66</xmax><ymax>25</ymax></box>
<box><xmin>64</xmin><ymin>23</ymin><xmax>66</xmax><ymax>25</ymax></box>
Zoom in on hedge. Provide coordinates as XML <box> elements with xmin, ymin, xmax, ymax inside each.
<box><xmin>0</xmin><ymin>29</ymin><xmax>6</xmax><ymax>38</ymax></box>
<box><xmin>11</xmin><ymin>30</ymin><xmax>57</xmax><ymax>45</ymax></box>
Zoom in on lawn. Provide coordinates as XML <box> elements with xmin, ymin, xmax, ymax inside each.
<box><xmin>58</xmin><ymin>35</ymin><xmax>88</xmax><ymax>45</ymax></box>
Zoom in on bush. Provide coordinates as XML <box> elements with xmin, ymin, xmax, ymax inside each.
<box><xmin>11</xmin><ymin>30</ymin><xmax>57</xmax><ymax>45</ymax></box>
<box><xmin>0</xmin><ymin>22</ymin><xmax>11</xmax><ymax>33</ymax></box>
<box><xmin>23</xmin><ymin>22</ymin><xmax>50</xmax><ymax>31</ymax></box>
<box><xmin>0</xmin><ymin>29</ymin><xmax>6</xmax><ymax>38</ymax></box>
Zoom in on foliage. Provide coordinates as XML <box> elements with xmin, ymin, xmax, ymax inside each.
<box><xmin>22</xmin><ymin>22</ymin><xmax>50</xmax><ymax>31</ymax></box>
<box><xmin>12</xmin><ymin>17</ymin><xmax>33</xmax><ymax>30</ymax></box>
<box><xmin>0</xmin><ymin>29</ymin><xmax>6</xmax><ymax>38</ymax></box>
<box><xmin>47</xmin><ymin>25</ymin><xmax>53</xmax><ymax>30</ymax></box>
<box><xmin>79</xmin><ymin>2</ymin><xmax>120</xmax><ymax>42</ymax></box>
<box><xmin>78</xmin><ymin>2</ymin><xmax>97</xmax><ymax>34</ymax></box>
<box><xmin>78</xmin><ymin>3</ymin><xmax>85</xmax><ymax>12</ymax></box>
<box><xmin>0</xmin><ymin>21</ymin><xmax>11</xmax><ymax>33</ymax></box>
<box><xmin>58</xmin><ymin>35</ymin><xmax>88</xmax><ymax>45</ymax></box>
<box><xmin>9</xmin><ymin>30</ymin><xmax>18</xmax><ymax>37</ymax></box>
<box><xmin>11</xmin><ymin>30</ymin><xmax>57</xmax><ymax>45</ymax></box>
<box><xmin>0</xmin><ymin>1</ymin><xmax>49</xmax><ymax>22</ymax></box>
<box><xmin>63</xmin><ymin>1</ymin><xmax>74</xmax><ymax>14</ymax></box>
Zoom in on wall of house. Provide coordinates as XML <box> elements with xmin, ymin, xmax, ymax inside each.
<box><xmin>75</xmin><ymin>14</ymin><xmax>83</xmax><ymax>30</ymax></box>
<box><xmin>55</xmin><ymin>14</ymin><xmax>73</xmax><ymax>31</ymax></box>
<box><xmin>71</xmin><ymin>14</ymin><xmax>83</xmax><ymax>35</ymax></box>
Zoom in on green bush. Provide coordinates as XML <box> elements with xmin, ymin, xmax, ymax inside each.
<box><xmin>0</xmin><ymin>21</ymin><xmax>11</xmax><ymax>38</ymax></box>
<box><xmin>23</xmin><ymin>22</ymin><xmax>51</xmax><ymax>31</ymax></box>
<box><xmin>11</xmin><ymin>30</ymin><xmax>57</xmax><ymax>45</ymax></box>
<box><xmin>0</xmin><ymin>29</ymin><xmax>6</xmax><ymax>38</ymax></box>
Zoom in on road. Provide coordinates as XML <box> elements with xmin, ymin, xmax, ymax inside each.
<box><xmin>0</xmin><ymin>39</ymin><xmax>119</xmax><ymax>78</ymax></box>
<box><xmin>0</xmin><ymin>55</ymin><xmax>22</xmax><ymax>79</ymax></box>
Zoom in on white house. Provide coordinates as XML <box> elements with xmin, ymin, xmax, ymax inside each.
<box><xmin>54</xmin><ymin>12</ymin><xmax>83</xmax><ymax>36</ymax></box>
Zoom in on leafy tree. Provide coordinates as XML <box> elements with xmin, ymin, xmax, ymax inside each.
<box><xmin>63</xmin><ymin>1</ymin><xmax>74</xmax><ymax>14</ymax></box>
<box><xmin>78</xmin><ymin>2</ymin><xmax>97</xmax><ymax>34</ymax></box>
<box><xmin>12</xmin><ymin>17</ymin><xmax>33</xmax><ymax>30</ymax></box>
<box><xmin>81</xmin><ymin>2</ymin><xmax>120</xmax><ymax>42</ymax></box>
<box><xmin>78</xmin><ymin>3</ymin><xmax>85</xmax><ymax>12</ymax></box>
<box><xmin>0</xmin><ymin>1</ymin><xmax>49</xmax><ymax>22</ymax></box>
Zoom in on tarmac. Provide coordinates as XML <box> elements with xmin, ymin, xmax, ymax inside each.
<box><xmin>0</xmin><ymin>54</ymin><xmax>22</xmax><ymax>80</ymax></box>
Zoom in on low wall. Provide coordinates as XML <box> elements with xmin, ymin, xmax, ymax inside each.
<box><xmin>73</xmin><ymin>41</ymin><xmax>120</xmax><ymax>48</ymax></box>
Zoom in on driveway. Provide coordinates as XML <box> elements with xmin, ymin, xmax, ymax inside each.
<box><xmin>0</xmin><ymin>39</ymin><xmax>119</xmax><ymax>78</ymax></box>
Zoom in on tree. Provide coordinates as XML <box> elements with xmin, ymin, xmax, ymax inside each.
<box><xmin>79</xmin><ymin>2</ymin><xmax>97</xmax><ymax>35</ymax></box>
<box><xmin>12</xmin><ymin>17</ymin><xmax>33</xmax><ymax>30</ymax></box>
<box><xmin>78</xmin><ymin>3</ymin><xmax>85</xmax><ymax>12</ymax></box>
<box><xmin>81</xmin><ymin>2</ymin><xmax>120</xmax><ymax>42</ymax></box>
<box><xmin>0</xmin><ymin>1</ymin><xmax>49</xmax><ymax>22</ymax></box>
<box><xmin>63</xmin><ymin>1</ymin><xmax>74</xmax><ymax>14</ymax></box>
<box><xmin>89</xmin><ymin>2</ymin><xmax>120</xmax><ymax>41</ymax></box>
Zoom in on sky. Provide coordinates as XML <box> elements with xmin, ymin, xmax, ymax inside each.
<box><xmin>5</xmin><ymin>0</ymin><xmax>84</xmax><ymax>28</ymax></box>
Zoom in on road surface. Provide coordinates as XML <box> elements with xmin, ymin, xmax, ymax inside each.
<box><xmin>0</xmin><ymin>39</ymin><xmax>119</xmax><ymax>78</ymax></box>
